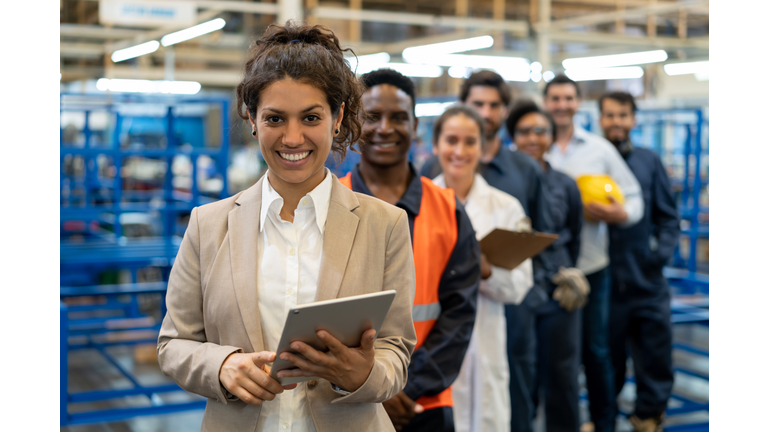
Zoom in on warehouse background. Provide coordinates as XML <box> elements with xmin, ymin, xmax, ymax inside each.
<box><xmin>1</xmin><ymin>0</ymin><xmax>760</xmax><ymax>430</ymax></box>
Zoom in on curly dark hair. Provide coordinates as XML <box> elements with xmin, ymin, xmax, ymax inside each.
<box><xmin>360</xmin><ymin>69</ymin><xmax>417</xmax><ymax>116</ymax></box>
<box><xmin>235</xmin><ymin>21</ymin><xmax>365</xmax><ymax>159</ymax></box>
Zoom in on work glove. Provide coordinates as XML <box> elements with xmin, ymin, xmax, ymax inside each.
<box><xmin>551</xmin><ymin>266</ymin><xmax>590</xmax><ymax>312</ymax></box>
<box><xmin>515</xmin><ymin>217</ymin><xmax>533</xmax><ymax>233</ymax></box>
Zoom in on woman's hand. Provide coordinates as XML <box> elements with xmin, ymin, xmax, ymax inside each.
<box><xmin>276</xmin><ymin>329</ymin><xmax>377</xmax><ymax>392</ymax></box>
<box><xmin>219</xmin><ymin>352</ymin><xmax>298</xmax><ymax>406</ymax></box>
<box><xmin>480</xmin><ymin>253</ymin><xmax>493</xmax><ymax>279</ymax></box>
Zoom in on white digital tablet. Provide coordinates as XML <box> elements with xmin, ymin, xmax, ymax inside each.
<box><xmin>269</xmin><ymin>290</ymin><xmax>398</xmax><ymax>385</ymax></box>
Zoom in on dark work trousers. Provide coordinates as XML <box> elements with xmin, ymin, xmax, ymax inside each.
<box><xmin>506</xmin><ymin>299</ymin><xmax>537</xmax><ymax>432</ymax></box>
<box><xmin>532</xmin><ymin>298</ymin><xmax>582</xmax><ymax>432</ymax></box>
<box><xmin>582</xmin><ymin>267</ymin><xmax>616</xmax><ymax>432</ymax></box>
<box><xmin>609</xmin><ymin>284</ymin><xmax>674</xmax><ymax>420</ymax></box>
<box><xmin>401</xmin><ymin>406</ymin><xmax>455</xmax><ymax>432</ymax></box>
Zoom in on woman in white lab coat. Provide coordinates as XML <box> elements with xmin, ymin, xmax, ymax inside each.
<box><xmin>430</xmin><ymin>106</ymin><xmax>534</xmax><ymax>432</ymax></box>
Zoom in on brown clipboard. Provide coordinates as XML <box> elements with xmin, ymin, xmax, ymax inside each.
<box><xmin>479</xmin><ymin>229</ymin><xmax>559</xmax><ymax>270</ymax></box>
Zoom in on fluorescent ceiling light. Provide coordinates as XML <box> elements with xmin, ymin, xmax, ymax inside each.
<box><xmin>565</xmin><ymin>66</ymin><xmax>644</xmax><ymax>81</ymax></box>
<box><xmin>663</xmin><ymin>61</ymin><xmax>709</xmax><ymax>76</ymax></box>
<box><xmin>381</xmin><ymin>63</ymin><xmax>443</xmax><ymax>78</ymax></box>
<box><xmin>448</xmin><ymin>66</ymin><xmax>472</xmax><ymax>79</ymax></box>
<box><xmin>562</xmin><ymin>50</ymin><xmax>667</xmax><ymax>70</ymax></box>
<box><xmin>402</xmin><ymin>35</ymin><xmax>494</xmax><ymax>61</ymax></box>
<box><xmin>161</xmin><ymin>18</ymin><xmax>226</xmax><ymax>47</ymax></box>
<box><xmin>346</xmin><ymin>52</ymin><xmax>391</xmax><ymax>74</ymax></box>
<box><xmin>405</xmin><ymin>53</ymin><xmax>528</xmax><ymax>70</ymax></box>
<box><xmin>415</xmin><ymin>102</ymin><xmax>456</xmax><ymax>118</ymax></box>
<box><xmin>404</xmin><ymin>53</ymin><xmax>529</xmax><ymax>81</ymax></box>
<box><xmin>96</xmin><ymin>78</ymin><xmax>202</xmax><ymax>95</ymax></box>
<box><xmin>111</xmin><ymin>40</ymin><xmax>160</xmax><ymax>62</ymax></box>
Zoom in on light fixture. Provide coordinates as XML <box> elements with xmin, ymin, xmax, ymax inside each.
<box><xmin>160</xmin><ymin>18</ymin><xmax>226</xmax><ymax>47</ymax></box>
<box><xmin>415</xmin><ymin>102</ymin><xmax>456</xmax><ymax>117</ymax></box>
<box><xmin>562</xmin><ymin>50</ymin><xmax>667</xmax><ymax>70</ymax></box>
<box><xmin>402</xmin><ymin>35</ymin><xmax>494</xmax><ymax>61</ymax></box>
<box><xmin>542</xmin><ymin>71</ymin><xmax>555</xmax><ymax>82</ymax></box>
<box><xmin>96</xmin><ymin>78</ymin><xmax>202</xmax><ymax>95</ymax></box>
<box><xmin>564</xmin><ymin>67</ymin><xmax>644</xmax><ymax>82</ymax></box>
<box><xmin>530</xmin><ymin>62</ymin><xmax>543</xmax><ymax>73</ymax></box>
<box><xmin>381</xmin><ymin>63</ymin><xmax>443</xmax><ymax>78</ymax></box>
<box><xmin>530</xmin><ymin>72</ymin><xmax>542</xmax><ymax>83</ymax></box>
<box><xmin>404</xmin><ymin>53</ymin><xmax>529</xmax><ymax>82</ymax></box>
<box><xmin>663</xmin><ymin>60</ymin><xmax>709</xmax><ymax>76</ymax></box>
<box><xmin>346</xmin><ymin>52</ymin><xmax>391</xmax><ymax>74</ymax></box>
<box><xmin>111</xmin><ymin>40</ymin><xmax>160</xmax><ymax>63</ymax></box>
<box><xmin>405</xmin><ymin>53</ymin><xmax>528</xmax><ymax>69</ymax></box>
<box><xmin>448</xmin><ymin>66</ymin><xmax>472</xmax><ymax>79</ymax></box>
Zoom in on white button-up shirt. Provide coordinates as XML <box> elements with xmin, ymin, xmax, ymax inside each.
<box><xmin>546</xmin><ymin>126</ymin><xmax>644</xmax><ymax>275</ymax></box>
<box><xmin>255</xmin><ymin>168</ymin><xmax>333</xmax><ymax>432</ymax></box>
<box><xmin>434</xmin><ymin>173</ymin><xmax>533</xmax><ymax>432</ymax></box>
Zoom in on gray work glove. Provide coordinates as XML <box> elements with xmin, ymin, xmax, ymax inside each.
<box><xmin>551</xmin><ymin>266</ymin><xmax>590</xmax><ymax>312</ymax></box>
<box><xmin>515</xmin><ymin>217</ymin><xmax>533</xmax><ymax>233</ymax></box>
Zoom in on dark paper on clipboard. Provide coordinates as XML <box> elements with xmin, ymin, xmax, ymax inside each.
<box><xmin>479</xmin><ymin>229</ymin><xmax>559</xmax><ymax>270</ymax></box>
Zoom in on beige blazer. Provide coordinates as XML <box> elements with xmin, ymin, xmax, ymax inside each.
<box><xmin>157</xmin><ymin>174</ymin><xmax>417</xmax><ymax>432</ymax></box>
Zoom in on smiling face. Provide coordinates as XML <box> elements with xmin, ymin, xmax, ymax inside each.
<box><xmin>359</xmin><ymin>84</ymin><xmax>417</xmax><ymax>168</ymax></box>
<box><xmin>433</xmin><ymin>113</ymin><xmax>482</xmax><ymax>181</ymax></box>
<box><xmin>250</xmin><ymin>78</ymin><xmax>343</xmax><ymax>193</ymax></box>
<box><xmin>514</xmin><ymin>112</ymin><xmax>554</xmax><ymax>163</ymax></box>
<box><xmin>599</xmin><ymin>97</ymin><xmax>636</xmax><ymax>146</ymax></box>
<box><xmin>543</xmin><ymin>83</ymin><xmax>580</xmax><ymax>129</ymax></box>
<box><xmin>464</xmin><ymin>85</ymin><xmax>507</xmax><ymax>140</ymax></box>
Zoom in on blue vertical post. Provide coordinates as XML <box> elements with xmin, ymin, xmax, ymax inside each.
<box><xmin>83</xmin><ymin>111</ymin><xmax>92</xmax><ymax>206</ymax></box>
<box><xmin>219</xmin><ymin>99</ymin><xmax>230</xmax><ymax>199</ymax></box>
<box><xmin>688</xmin><ymin>110</ymin><xmax>704</xmax><ymax>275</ymax></box>
<box><xmin>164</xmin><ymin>106</ymin><xmax>176</xmax><ymax>238</ymax></box>
<box><xmin>113</xmin><ymin>111</ymin><xmax>123</xmax><ymax>238</ymax></box>
<box><xmin>60</xmin><ymin>302</ymin><xmax>69</xmax><ymax>426</ymax></box>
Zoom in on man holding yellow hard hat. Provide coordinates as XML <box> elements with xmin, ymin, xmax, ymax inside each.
<box><xmin>543</xmin><ymin>75</ymin><xmax>643</xmax><ymax>432</ymax></box>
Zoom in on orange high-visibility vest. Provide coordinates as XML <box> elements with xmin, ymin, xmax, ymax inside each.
<box><xmin>339</xmin><ymin>173</ymin><xmax>457</xmax><ymax>410</ymax></box>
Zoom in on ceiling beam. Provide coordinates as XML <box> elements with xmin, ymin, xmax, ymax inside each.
<box><xmin>310</xmin><ymin>7</ymin><xmax>529</xmax><ymax>34</ymax></box>
<box><xmin>549</xmin><ymin>31</ymin><xmax>708</xmax><ymax>48</ymax></box>
<box><xmin>545</xmin><ymin>0</ymin><xmax>708</xmax><ymax>30</ymax></box>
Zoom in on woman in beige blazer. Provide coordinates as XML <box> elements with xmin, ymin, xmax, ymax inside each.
<box><xmin>157</xmin><ymin>22</ymin><xmax>417</xmax><ymax>432</ymax></box>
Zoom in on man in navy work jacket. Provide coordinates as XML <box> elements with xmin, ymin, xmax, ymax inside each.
<box><xmin>544</xmin><ymin>74</ymin><xmax>644</xmax><ymax>432</ymax></box>
<box><xmin>599</xmin><ymin>91</ymin><xmax>680</xmax><ymax>432</ymax></box>
<box><xmin>341</xmin><ymin>68</ymin><xmax>481</xmax><ymax>432</ymax></box>
<box><xmin>420</xmin><ymin>70</ymin><xmax>556</xmax><ymax>432</ymax></box>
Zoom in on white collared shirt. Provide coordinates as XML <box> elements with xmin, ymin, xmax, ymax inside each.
<box><xmin>434</xmin><ymin>173</ymin><xmax>533</xmax><ymax>432</ymax></box>
<box><xmin>255</xmin><ymin>168</ymin><xmax>333</xmax><ymax>432</ymax></box>
<box><xmin>546</xmin><ymin>126</ymin><xmax>644</xmax><ymax>274</ymax></box>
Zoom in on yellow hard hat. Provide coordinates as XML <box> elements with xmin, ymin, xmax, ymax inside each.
<box><xmin>576</xmin><ymin>174</ymin><xmax>625</xmax><ymax>208</ymax></box>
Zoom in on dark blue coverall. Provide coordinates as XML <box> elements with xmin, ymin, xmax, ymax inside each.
<box><xmin>530</xmin><ymin>162</ymin><xmax>584</xmax><ymax>432</ymax></box>
<box><xmin>608</xmin><ymin>141</ymin><xmax>680</xmax><ymax>422</ymax></box>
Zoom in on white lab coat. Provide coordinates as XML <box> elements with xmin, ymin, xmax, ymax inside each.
<box><xmin>434</xmin><ymin>173</ymin><xmax>534</xmax><ymax>432</ymax></box>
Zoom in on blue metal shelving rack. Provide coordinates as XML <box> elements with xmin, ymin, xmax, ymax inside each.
<box><xmin>60</xmin><ymin>93</ymin><xmax>231</xmax><ymax>426</ymax></box>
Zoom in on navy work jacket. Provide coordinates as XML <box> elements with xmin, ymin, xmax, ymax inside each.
<box><xmin>609</xmin><ymin>142</ymin><xmax>680</xmax><ymax>293</ymax></box>
<box><xmin>349</xmin><ymin>163</ymin><xmax>481</xmax><ymax>402</ymax></box>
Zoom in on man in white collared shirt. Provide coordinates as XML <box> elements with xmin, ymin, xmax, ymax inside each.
<box><xmin>255</xmin><ymin>168</ymin><xmax>333</xmax><ymax>432</ymax></box>
<box><xmin>543</xmin><ymin>74</ymin><xmax>643</xmax><ymax>432</ymax></box>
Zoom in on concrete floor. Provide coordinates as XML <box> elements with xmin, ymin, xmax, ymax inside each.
<box><xmin>62</xmin><ymin>312</ymin><xmax>708</xmax><ymax>432</ymax></box>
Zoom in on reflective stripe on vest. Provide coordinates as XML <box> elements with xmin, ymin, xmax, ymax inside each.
<box><xmin>339</xmin><ymin>173</ymin><xmax>457</xmax><ymax>410</ymax></box>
